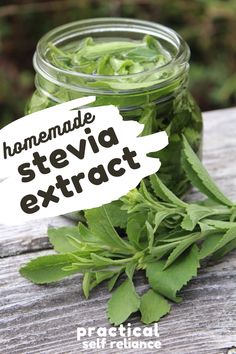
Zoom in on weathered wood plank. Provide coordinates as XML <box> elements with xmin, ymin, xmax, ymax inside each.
<box><xmin>0</xmin><ymin>216</ymin><xmax>74</xmax><ymax>258</ymax></box>
<box><xmin>187</xmin><ymin>107</ymin><xmax>236</xmax><ymax>201</ymax></box>
<box><xmin>0</xmin><ymin>249</ymin><xmax>235</xmax><ymax>354</ymax></box>
<box><xmin>1</xmin><ymin>107</ymin><xmax>236</xmax><ymax>258</ymax></box>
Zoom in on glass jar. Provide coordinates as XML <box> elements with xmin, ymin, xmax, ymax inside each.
<box><xmin>27</xmin><ymin>18</ymin><xmax>203</xmax><ymax>196</ymax></box>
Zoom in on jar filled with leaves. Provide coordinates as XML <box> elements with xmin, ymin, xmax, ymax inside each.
<box><xmin>27</xmin><ymin>18</ymin><xmax>203</xmax><ymax>196</ymax></box>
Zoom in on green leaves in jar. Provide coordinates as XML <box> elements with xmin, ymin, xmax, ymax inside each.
<box><xmin>48</xmin><ymin>35</ymin><xmax>170</xmax><ymax>77</ymax></box>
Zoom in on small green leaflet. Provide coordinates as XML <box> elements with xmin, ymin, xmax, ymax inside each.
<box><xmin>212</xmin><ymin>239</ymin><xmax>236</xmax><ymax>259</ymax></box>
<box><xmin>77</xmin><ymin>223</ymin><xmax>97</xmax><ymax>242</ymax></box>
<box><xmin>181</xmin><ymin>204</ymin><xmax>215</xmax><ymax>231</ymax></box>
<box><xmin>125</xmin><ymin>261</ymin><xmax>137</xmax><ymax>281</ymax></box>
<box><xmin>164</xmin><ymin>233</ymin><xmax>201</xmax><ymax>269</ymax></box>
<box><xmin>140</xmin><ymin>289</ymin><xmax>171</xmax><ymax>324</ymax></box>
<box><xmin>151</xmin><ymin>241</ymin><xmax>182</xmax><ymax>260</ymax></box>
<box><xmin>20</xmin><ymin>254</ymin><xmax>78</xmax><ymax>284</ymax></box>
<box><xmin>82</xmin><ymin>272</ymin><xmax>92</xmax><ymax>299</ymax></box>
<box><xmin>127</xmin><ymin>211</ymin><xmax>147</xmax><ymax>250</ymax></box>
<box><xmin>108</xmin><ymin>271</ymin><xmax>122</xmax><ymax>292</ymax></box>
<box><xmin>146</xmin><ymin>221</ymin><xmax>155</xmax><ymax>251</ymax></box>
<box><xmin>104</xmin><ymin>200</ymin><xmax>128</xmax><ymax>229</ymax></box>
<box><xmin>147</xmin><ymin>245</ymin><xmax>200</xmax><ymax>302</ymax></box>
<box><xmin>107</xmin><ymin>279</ymin><xmax>140</xmax><ymax>325</ymax></box>
<box><xmin>199</xmin><ymin>233</ymin><xmax>223</xmax><ymax>259</ymax></box>
<box><xmin>153</xmin><ymin>211</ymin><xmax>173</xmax><ymax>231</ymax></box>
<box><xmin>89</xmin><ymin>272</ymin><xmax>115</xmax><ymax>295</ymax></box>
<box><xmin>139</xmin><ymin>105</ymin><xmax>155</xmax><ymax>136</ymax></box>
<box><xmin>85</xmin><ymin>206</ymin><xmax>133</xmax><ymax>254</ymax></box>
<box><xmin>150</xmin><ymin>174</ymin><xmax>186</xmax><ymax>207</ymax></box>
<box><xmin>48</xmin><ymin>226</ymin><xmax>82</xmax><ymax>253</ymax></box>
<box><xmin>182</xmin><ymin>136</ymin><xmax>233</xmax><ymax>206</ymax></box>
<box><xmin>201</xmin><ymin>219</ymin><xmax>236</xmax><ymax>230</ymax></box>
<box><xmin>199</xmin><ymin>227</ymin><xmax>236</xmax><ymax>260</ymax></box>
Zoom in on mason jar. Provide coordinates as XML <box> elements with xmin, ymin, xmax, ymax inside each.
<box><xmin>27</xmin><ymin>18</ymin><xmax>203</xmax><ymax>196</ymax></box>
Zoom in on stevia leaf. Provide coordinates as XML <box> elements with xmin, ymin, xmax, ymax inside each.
<box><xmin>230</xmin><ymin>207</ymin><xmax>236</xmax><ymax>222</ymax></box>
<box><xmin>153</xmin><ymin>211</ymin><xmax>172</xmax><ymax>231</ymax></box>
<box><xmin>140</xmin><ymin>180</ymin><xmax>160</xmax><ymax>205</ymax></box>
<box><xmin>196</xmin><ymin>198</ymin><xmax>222</xmax><ymax>207</ymax></box>
<box><xmin>87</xmin><ymin>271</ymin><xmax>115</xmax><ymax>294</ymax></box>
<box><xmin>85</xmin><ymin>206</ymin><xmax>133</xmax><ymax>254</ymax></box>
<box><xmin>107</xmin><ymin>279</ymin><xmax>140</xmax><ymax>325</ymax></box>
<box><xmin>88</xmin><ymin>271</ymin><xmax>115</xmax><ymax>294</ymax></box>
<box><xmin>182</xmin><ymin>136</ymin><xmax>233</xmax><ymax>206</ymax></box>
<box><xmin>201</xmin><ymin>219</ymin><xmax>236</xmax><ymax>230</ymax></box>
<box><xmin>146</xmin><ymin>221</ymin><xmax>155</xmax><ymax>251</ymax></box>
<box><xmin>140</xmin><ymin>289</ymin><xmax>171</xmax><ymax>324</ymax></box>
<box><xmin>80</xmin><ymin>41</ymin><xmax>138</xmax><ymax>60</ymax></box>
<box><xmin>126</xmin><ymin>47</ymin><xmax>158</xmax><ymax>62</ymax></box>
<box><xmin>90</xmin><ymin>253</ymin><xmax>126</xmax><ymax>267</ymax></box>
<box><xmin>181</xmin><ymin>204</ymin><xmax>214</xmax><ymax>231</ymax></box>
<box><xmin>199</xmin><ymin>233</ymin><xmax>223</xmax><ymax>259</ymax></box>
<box><xmin>127</xmin><ymin>211</ymin><xmax>148</xmax><ymax>249</ymax></box>
<box><xmin>198</xmin><ymin>222</ymin><xmax>214</xmax><ymax>232</ymax></box>
<box><xmin>151</xmin><ymin>241</ymin><xmax>180</xmax><ymax>260</ymax></box>
<box><xmin>158</xmin><ymin>229</ymin><xmax>190</xmax><ymax>242</ymax></box>
<box><xmin>139</xmin><ymin>105</ymin><xmax>155</xmax><ymax>136</ymax></box>
<box><xmin>95</xmin><ymin>271</ymin><xmax>114</xmax><ymax>284</ymax></box>
<box><xmin>214</xmin><ymin>227</ymin><xmax>236</xmax><ymax>252</ymax></box>
<box><xmin>125</xmin><ymin>261</ymin><xmax>137</xmax><ymax>280</ymax></box>
<box><xmin>108</xmin><ymin>271</ymin><xmax>122</xmax><ymax>292</ymax></box>
<box><xmin>20</xmin><ymin>254</ymin><xmax>78</xmax><ymax>284</ymax></box>
<box><xmin>82</xmin><ymin>272</ymin><xmax>92</xmax><ymax>299</ymax></box>
<box><xmin>164</xmin><ymin>233</ymin><xmax>201</xmax><ymax>269</ymax></box>
<box><xmin>150</xmin><ymin>174</ymin><xmax>186</xmax><ymax>207</ymax></box>
<box><xmin>212</xmin><ymin>238</ymin><xmax>236</xmax><ymax>259</ymax></box>
<box><xmin>146</xmin><ymin>245</ymin><xmax>199</xmax><ymax>302</ymax></box>
<box><xmin>200</xmin><ymin>227</ymin><xmax>236</xmax><ymax>260</ymax></box>
<box><xmin>48</xmin><ymin>226</ymin><xmax>82</xmax><ymax>253</ymax></box>
<box><xmin>105</xmin><ymin>200</ymin><xmax>128</xmax><ymax>228</ymax></box>
<box><xmin>90</xmin><ymin>254</ymin><xmax>115</xmax><ymax>266</ymax></box>
<box><xmin>145</xmin><ymin>34</ymin><xmax>163</xmax><ymax>53</ymax></box>
<box><xmin>78</xmin><ymin>223</ymin><xmax>97</xmax><ymax>242</ymax></box>
<box><xmin>97</xmin><ymin>54</ymin><xmax>113</xmax><ymax>75</ymax></box>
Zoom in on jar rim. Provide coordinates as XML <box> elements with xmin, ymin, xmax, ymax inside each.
<box><xmin>34</xmin><ymin>18</ymin><xmax>190</xmax><ymax>94</ymax></box>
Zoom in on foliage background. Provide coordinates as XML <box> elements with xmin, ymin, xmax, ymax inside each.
<box><xmin>0</xmin><ymin>0</ymin><xmax>236</xmax><ymax>128</ymax></box>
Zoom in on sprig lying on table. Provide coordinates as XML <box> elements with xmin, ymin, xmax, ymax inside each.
<box><xmin>20</xmin><ymin>137</ymin><xmax>236</xmax><ymax>325</ymax></box>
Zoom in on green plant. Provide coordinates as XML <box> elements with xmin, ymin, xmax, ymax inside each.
<box><xmin>20</xmin><ymin>137</ymin><xmax>236</xmax><ymax>325</ymax></box>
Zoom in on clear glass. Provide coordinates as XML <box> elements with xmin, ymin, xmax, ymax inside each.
<box><xmin>27</xmin><ymin>18</ymin><xmax>203</xmax><ymax>196</ymax></box>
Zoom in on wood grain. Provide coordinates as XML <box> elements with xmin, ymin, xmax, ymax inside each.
<box><xmin>0</xmin><ymin>216</ymin><xmax>74</xmax><ymax>258</ymax></box>
<box><xmin>0</xmin><ymin>249</ymin><xmax>235</xmax><ymax>354</ymax></box>
<box><xmin>0</xmin><ymin>107</ymin><xmax>236</xmax><ymax>354</ymax></box>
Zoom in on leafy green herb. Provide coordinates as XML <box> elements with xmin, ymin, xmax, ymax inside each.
<box><xmin>182</xmin><ymin>135</ymin><xmax>233</xmax><ymax>206</ymax></box>
<box><xmin>20</xmin><ymin>254</ymin><xmax>78</xmax><ymax>284</ymax></box>
<box><xmin>48</xmin><ymin>227</ymin><xmax>82</xmax><ymax>253</ymax></box>
<box><xmin>140</xmin><ymin>289</ymin><xmax>171</xmax><ymax>324</ymax></box>
<box><xmin>47</xmin><ymin>35</ymin><xmax>170</xmax><ymax>77</ymax></box>
<box><xmin>147</xmin><ymin>245</ymin><xmax>199</xmax><ymax>302</ymax></box>
<box><xmin>107</xmin><ymin>279</ymin><xmax>140</xmax><ymax>325</ymax></box>
<box><xmin>20</xmin><ymin>137</ymin><xmax>236</xmax><ymax>325</ymax></box>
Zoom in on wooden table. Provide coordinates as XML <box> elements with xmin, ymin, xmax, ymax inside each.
<box><xmin>1</xmin><ymin>108</ymin><xmax>236</xmax><ymax>354</ymax></box>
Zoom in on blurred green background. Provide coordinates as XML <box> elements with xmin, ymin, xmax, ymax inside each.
<box><xmin>0</xmin><ymin>0</ymin><xmax>236</xmax><ymax>128</ymax></box>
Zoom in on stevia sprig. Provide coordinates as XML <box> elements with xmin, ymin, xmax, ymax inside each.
<box><xmin>20</xmin><ymin>137</ymin><xmax>236</xmax><ymax>325</ymax></box>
